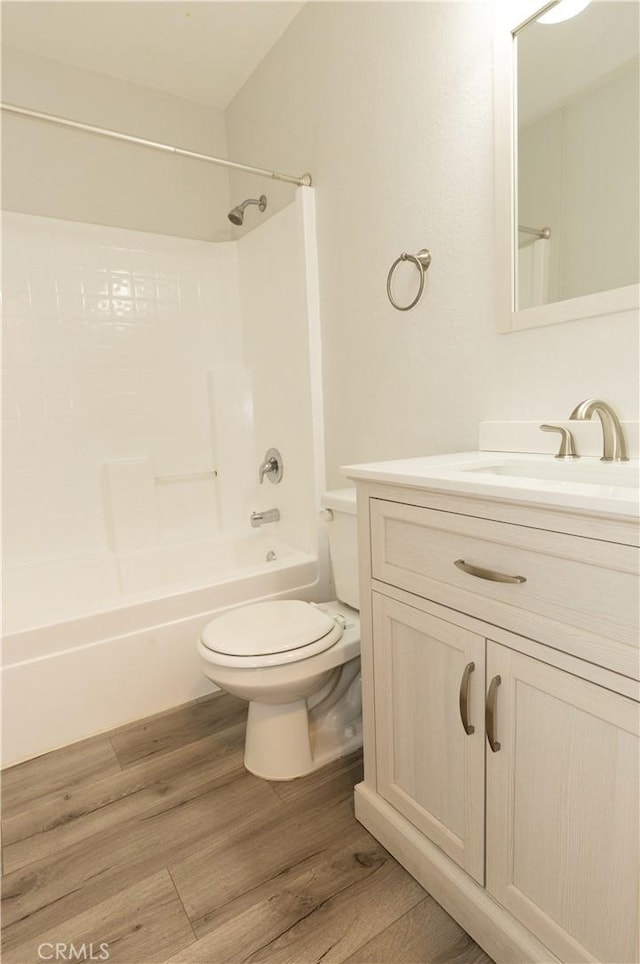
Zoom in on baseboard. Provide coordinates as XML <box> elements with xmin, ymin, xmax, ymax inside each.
<box><xmin>354</xmin><ymin>783</ymin><xmax>559</xmax><ymax>964</ymax></box>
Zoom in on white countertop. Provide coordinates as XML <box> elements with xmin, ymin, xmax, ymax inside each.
<box><xmin>342</xmin><ymin>451</ymin><xmax>640</xmax><ymax>519</ymax></box>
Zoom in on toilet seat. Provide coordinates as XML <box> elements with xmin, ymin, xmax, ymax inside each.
<box><xmin>200</xmin><ymin>600</ymin><xmax>344</xmax><ymax>668</ymax></box>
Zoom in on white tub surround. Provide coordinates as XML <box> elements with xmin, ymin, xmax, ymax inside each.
<box><xmin>2</xmin><ymin>212</ymin><xmax>244</xmax><ymax>598</ymax></box>
<box><xmin>344</xmin><ymin>452</ymin><xmax>639</xmax><ymax>964</ymax></box>
<box><xmin>2</xmin><ymin>189</ymin><xmax>327</xmax><ymax>765</ymax></box>
<box><xmin>2</xmin><ymin>195</ymin><xmax>323</xmax><ymax>624</ymax></box>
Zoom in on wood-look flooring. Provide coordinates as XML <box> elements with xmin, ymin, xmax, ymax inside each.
<box><xmin>1</xmin><ymin>693</ymin><xmax>494</xmax><ymax>964</ymax></box>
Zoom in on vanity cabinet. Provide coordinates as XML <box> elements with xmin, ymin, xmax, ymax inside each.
<box><xmin>353</xmin><ymin>482</ymin><xmax>639</xmax><ymax>964</ymax></box>
<box><xmin>486</xmin><ymin>643</ymin><xmax>639</xmax><ymax>964</ymax></box>
<box><xmin>372</xmin><ymin>594</ymin><xmax>486</xmax><ymax>884</ymax></box>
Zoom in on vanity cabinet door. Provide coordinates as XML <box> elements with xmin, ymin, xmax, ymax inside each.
<box><xmin>486</xmin><ymin>641</ymin><xmax>640</xmax><ymax>964</ymax></box>
<box><xmin>371</xmin><ymin>592</ymin><xmax>486</xmax><ymax>884</ymax></box>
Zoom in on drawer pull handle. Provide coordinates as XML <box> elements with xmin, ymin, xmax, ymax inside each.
<box><xmin>459</xmin><ymin>661</ymin><xmax>475</xmax><ymax>735</ymax></box>
<box><xmin>454</xmin><ymin>559</ymin><xmax>526</xmax><ymax>585</ymax></box>
<box><xmin>485</xmin><ymin>675</ymin><xmax>502</xmax><ymax>752</ymax></box>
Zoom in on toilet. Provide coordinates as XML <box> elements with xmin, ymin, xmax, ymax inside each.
<box><xmin>197</xmin><ymin>488</ymin><xmax>362</xmax><ymax>780</ymax></box>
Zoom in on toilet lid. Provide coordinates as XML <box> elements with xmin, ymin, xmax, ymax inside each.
<box><xmin>201</xmin><ymin>600</ymin><xmax>339</xmax><ymax>659</ymax></box>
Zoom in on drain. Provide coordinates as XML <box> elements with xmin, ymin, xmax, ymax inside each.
<box><xmin>266</xmin><ymin>550</ymin><xmax>277</xmax><ymax>562</ymax></box>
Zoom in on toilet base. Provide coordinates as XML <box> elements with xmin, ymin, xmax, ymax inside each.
<box><xmin>245</xmin><ymin>699</ymin><xmax>313</xmax><ymax>781</ymax></box>
<box><xmin>243</xmin><ymin>663</ymin><xmax>363</xmax><ymax>781</ymax></box>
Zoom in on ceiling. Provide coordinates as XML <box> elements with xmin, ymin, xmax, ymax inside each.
<box><xmin>1</xmin><ymin>1</ymin><xmax>305</xmax><ymax>110</ymax></box>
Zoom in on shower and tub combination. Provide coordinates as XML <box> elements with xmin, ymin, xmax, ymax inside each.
<box><xmin>1</xmin><ymin>104</ymin><xmax>329</xmax><ymax>767</ymax></box>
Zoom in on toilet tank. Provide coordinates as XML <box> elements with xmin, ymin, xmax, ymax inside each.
<box><xmin>321</xmin><ymin>488</ymin><xmax>359</xmax><ymax>610</ymax></box>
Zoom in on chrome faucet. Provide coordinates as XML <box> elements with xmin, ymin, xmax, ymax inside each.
<box><xmin>258</xmin><ymin>448</ymin><xmax>283</xmax><ymax>484</ymax></box>
<box><xmin>250</xmin><ymin>508</ymin><xmax>280</xmax><ymax>528</ymax></box>
<box><xmin>569</xmin><ymin>399</ymin><xmax>629</xmax><ymax>462</ymax></box>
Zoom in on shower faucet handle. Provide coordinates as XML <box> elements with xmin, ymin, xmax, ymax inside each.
<box><xmin>258</xmin><ymin>448</ymin><xmax>284</xmax><ymax>484</ymax></box>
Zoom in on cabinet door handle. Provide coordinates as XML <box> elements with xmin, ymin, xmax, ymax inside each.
<box><xmin>485</xmin><ymin>675</ymin><xmax>502</xmax><ymax>752</ymax></box>
<box><xmin>459</xmin><ymin>661</ymin><xmax>475</xmax><ymax>735</ymax></box>
<box><xmin>454</xmin><ymin>559</ymin><xmax>526</xmax><ymax>585</ymax></box>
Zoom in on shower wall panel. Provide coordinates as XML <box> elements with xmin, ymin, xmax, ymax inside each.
<box><xmin>2</xmin><ymin>194</ymin><xmax>324</xmax><ymax>634</ymax></box>
<box><xmin>237</xmin><ymin>192</ymin><xmax>323</xmax><ymax>558</ymax></box>
<box><xmin>2</xmin><ymin>212</ymin><xmax>246</xmax><ymax>625</ymax></box>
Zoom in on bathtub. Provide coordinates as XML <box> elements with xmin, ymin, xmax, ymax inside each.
<box><xmin>1</xmin><ymin>534</ymin><xmax>320</xmax><ymax>767</ymax></box>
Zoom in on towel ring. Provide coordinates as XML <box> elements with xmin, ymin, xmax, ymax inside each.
<box><xmin>387</xmin><ymin>248</ymin><xmax>432</xmax><ymax>311</ymax></box>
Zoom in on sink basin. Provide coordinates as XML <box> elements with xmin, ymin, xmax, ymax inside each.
<box><xmin>343</xmin><ymin>451</ymin><xmax>639</xmax><ymax>517</ymax></box>
<box><xmin>462</xmin><ymin>460</ymin><xmax>640</xmax><ymax>489</ymax></box>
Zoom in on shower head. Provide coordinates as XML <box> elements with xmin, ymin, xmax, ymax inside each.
<box><xmin>227</xmin><ymin>194</ymin><xmax>267</xmax><ymax>225</ymax></box>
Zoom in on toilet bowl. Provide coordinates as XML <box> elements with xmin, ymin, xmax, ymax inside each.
<box><xmin>198</xmin><ymin>599</ymin><xmax>361</xmax><ymax>780</ymax></box>
<box><xmin>198</xmin><ymin>488</ymin><xmax>362</xmax><ymax>781</ymax></box>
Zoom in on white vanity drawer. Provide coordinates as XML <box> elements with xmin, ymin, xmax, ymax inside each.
<box><xmin>370</xmin><ymin>498</ymin><xmax>640</xmax><ymax>679</ymax></box>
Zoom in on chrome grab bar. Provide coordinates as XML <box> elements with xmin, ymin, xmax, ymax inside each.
<box><xmin>454</xmin><ymin>559</ymin><xmax>526</xmax><ymax>585</ymax></box>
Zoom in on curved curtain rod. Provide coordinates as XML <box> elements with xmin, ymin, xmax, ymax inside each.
<box><xmin>1</xmin><ymin>102</ymin><xmax>312</xmax><ymax>187</ymax></box>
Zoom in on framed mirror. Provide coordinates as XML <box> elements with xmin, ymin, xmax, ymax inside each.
<box><xmin>494</xmin><ymin>0</ymin><xmax>640</xmax><ymax>332</ymax></box>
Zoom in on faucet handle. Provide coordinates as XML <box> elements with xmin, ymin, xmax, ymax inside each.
<box><xmin>258</xmin><ymin>448</ymin><xmax>283</xmax><ymax>484</ymax></box>
<box><xmin>540</xmin><ymin>424</ymin><xmax>579</xmax><ymax>459</ymax></box>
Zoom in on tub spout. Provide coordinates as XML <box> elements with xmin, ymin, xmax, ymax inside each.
<box><xmin>250</xmin><ymin>508</ymin><xmax>280</xmax><ymax>528</ymax></box>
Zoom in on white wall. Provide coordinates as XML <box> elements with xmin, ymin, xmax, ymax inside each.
<box><xmin>1</xmin><ymin>47</ymin><xmax>231</xmax><ymax>241</ymax></box>
<box><xmin>226</xmin><ymin>1</ymin><xmax>639</xmax><ymax>486</ymax></box>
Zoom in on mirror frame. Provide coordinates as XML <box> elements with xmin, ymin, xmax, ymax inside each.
<box><xmin>493</xmin><ymin>0</ymin><xmax>640</xmax><ymax>333</ymax></box>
